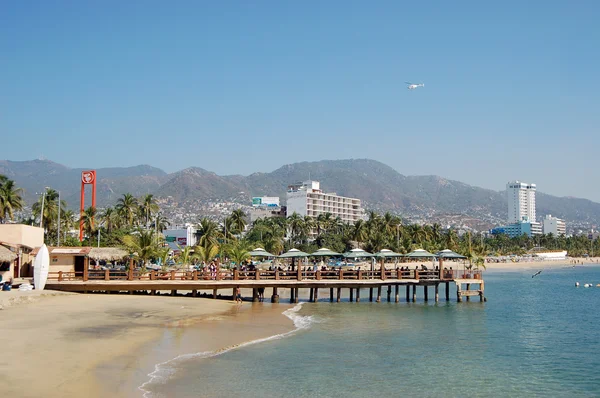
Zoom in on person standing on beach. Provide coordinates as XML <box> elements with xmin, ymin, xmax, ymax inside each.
<box><xmin>235</xmin><ymin>286</ymin><xmax>242</xmax><ymax>304</ymax></box>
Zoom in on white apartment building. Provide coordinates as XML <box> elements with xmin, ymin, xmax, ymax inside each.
<box><xmin>286</xmin><ymin>181</ymin><xmax>364</xmax><ymax>224</ymax></box>
<box><xmin>507</xmin><ymin>181</ymin><xmax>536</xmax><ymax>224</ymax></box>
<box><xmin>543</xmin><ymin>214</ymin><xmax>566</xmax><ymax>236</ymax></box>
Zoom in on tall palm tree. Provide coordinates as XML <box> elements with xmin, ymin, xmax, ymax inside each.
<box><xmin>140</xmin><ymin>194</ymin><xmax>159</xmax><ymax>227</ymax></box>
<box><xmin>351</xmin><ymin>219</ymin><xmax>368</xmax><ymax>248</ymax></box>
<box><xmin>228</xmin><ymin>209</ymin><xmax>247</xmax><ymax>236</ymax></box>
<box><xmin>176</xmin><ymin>244</ymin><xmax>194</xmax><ymax>269</ymax></box>
<box><xmin>100</xmin><ymin>207</ymin><xmax>117</xmax><ymax>233</ymax></box>
<box><xmin>116</xmin><ymin>193</ymin><xmax>138</xmax><ymax>227</ymax></box>
<box><xmin>0</xmin><ymin>178</ymin><xmax>25</xmax><ymax>223</ymax></box>
<box><xmin>195</xmin><ymin>218</ymin><xmax>222</xmax><ymax>247</ymax></box>
<box><xmin>227</xmin><ymin>240</ymin><xmax>251</xmax><ymax>267</ymax></box>
<box><xmin>32</xmin><ymin>188</ymin><xmax>61</xmax><ymax>231</ymax></box>
<box><xmin>79</xmin><ymin>206</ymin><xmax>98</xmax><ymax>240</ymax></box>
<box><xmin>153</xmin><ymin>213</ymin><xmax>170</xmax><ymax>233</ymax></box>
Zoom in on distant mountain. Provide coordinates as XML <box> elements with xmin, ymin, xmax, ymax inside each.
<box><xmin>2</xmin><ymin>158</ymin><xmax>600</xmax><ymax>229</ymax></box>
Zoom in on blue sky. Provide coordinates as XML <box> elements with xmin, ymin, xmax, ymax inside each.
<box><xmin>2</xmin><ymin>1</ymin><xmax>599</xmax><ymax>200</ymax></box>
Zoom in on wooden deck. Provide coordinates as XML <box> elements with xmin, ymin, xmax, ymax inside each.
<box><xmin>45</xmin><ymin>267</ymin><xmax>485</xmax><ymax>303</ymax></box>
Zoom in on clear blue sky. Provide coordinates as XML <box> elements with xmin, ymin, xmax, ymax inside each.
<box><xmin>2</xmin><ymin>1</ymin><xmax>599</xmax><ymax>200</ymax></box>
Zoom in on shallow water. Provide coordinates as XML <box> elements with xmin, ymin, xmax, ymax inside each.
<box><xmin>143</xmin><ymin>265</ymin><xmax>600</xmax><ymax>397</ymax></box>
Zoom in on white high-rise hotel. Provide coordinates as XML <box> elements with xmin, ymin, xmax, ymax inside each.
<box><xmin>286</xmin><ymin>181</ymin><xmax>365</xmax><ymax>224</ymax></box>
<box><xmin>507</xmin><ymin>181</ymin><xmax>537</xmax><ymax>223</ymax></box>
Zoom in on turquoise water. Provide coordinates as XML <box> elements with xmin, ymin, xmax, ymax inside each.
<box><xmin>143</xmin><ymin>265</ymin><xmax>600</xmax><ymax>397</ymax></box>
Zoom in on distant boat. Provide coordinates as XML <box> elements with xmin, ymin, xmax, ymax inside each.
<box><xmin>34</xmin><ymin>244</ymin><xmax>50</xmax><ymax>290</ymax></box>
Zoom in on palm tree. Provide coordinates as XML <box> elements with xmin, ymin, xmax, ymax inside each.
<box><xmin>79</xmin><ymin>206</ymin><xmax>98</xmax><ymax>240</ymax></box>
<box><xmin>227</xmin><ymin>240</ymin><xmax>251</xmax><ymax>267</ymax></box>
<box><xmin>351</xmin><ymin>219</ymin><xmax>368</xmax><ymax>248</ymax></box>
<box><xmin>228</xmin><ymin>209</ymin><xmax>247</xmax><ymax>236</ymax></box>
<box><xmin>100</xmin><ymin>207</ymin><xmax>117</xmax><ymax>234</ymax></box>
<box><xmin>195</xmin><ymin>242</ymin><xmax>220</xmax><ymax>264</ymax></box>
<box><xmin>116</xmin><ymin>193</ymin><xmax>139</xmax><ymax>227</ymax></box>
<box><xmin>0</xmin><ymin>178</ymin><xmax>25</xmax><ymax>223</ymax></box>
<box><xmin>287</xmin><ymin>212</ymin><xmax>304</xmax><ymax>245</ymax></box>
<box><xmin>195</xmin><ymin>218</ymin><xmax>222</xmax><ymax>247</ymax></box>
<box><xmin>140</xmin><ymin>194</ymin><xmax>159</xmax><ymax>227</ymax></box>
<box><xmin>153</xmin><ymin>213</ymin><xmax>170</xmax><ymax>233</ymax></box>
<box><xmin>176</xmin><ymin>244</ymin><xmax>194</xmax><ymax>269</ymax></box>
<box><xmin>122</xmin><ymin>229</ymin><xmax>159</xmax><ymax>267</ymax></box>
<box><xmin>32</xmin><ymin>188</ymin><xmax>61</xmax><ymax>231</ymax></box>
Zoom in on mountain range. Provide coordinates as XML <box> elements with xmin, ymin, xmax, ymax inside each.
<box><xmin>1</xmin><ymin>158</ymin><xmax>599</xmax><ymax>229</ymax></box>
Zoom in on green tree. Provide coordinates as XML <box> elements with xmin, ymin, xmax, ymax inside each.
<box><xmin>116</xmin><ymin>193</ymin><xmax>139</xmax><ymax>227</ymax></box>
<box><xmin>0</xmin><ymin>177</ymin><xmax>25</xmax><ymax>223</ymax></box>
<box><xmin>122</xmin><ymin>230</ymin><xmax>159</xmax><ymax>267</ymax></box>
<box><xmin>140</xmin><ymin>194</ymin><xmax>160</xmax><ymax>227</ymax></box>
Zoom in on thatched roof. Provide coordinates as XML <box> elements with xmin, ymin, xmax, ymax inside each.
<box><xmin>89</xmin><ymin>247</ymin><xmax>129</xmax><ymax>261</ymax></box>
<box><xmin>0</xmin><ymin>245</ymin><xmax>17</xmax><ymax>263</ymax></box>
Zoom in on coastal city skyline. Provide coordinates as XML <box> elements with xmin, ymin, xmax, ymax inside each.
<box><xmin>2</xmin><ymin>2</ymin><xmax>599</xmax><ymax>201</ymax></box>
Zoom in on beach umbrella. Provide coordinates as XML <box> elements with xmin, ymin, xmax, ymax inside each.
<box><xmin>343</xmin><ymin>248</ymin><xmax>374</xmax><ymax>258</ymax></box>
<box><xmin>248</xmin><ymin>248</ymin><xmax>275</xmax><ymax>257</ymax></box>
<box><xmin>435</xmin><ymin>249</ymin><xmax>466</xmax><ymax>259</ymax></box>
<box><xmin>374</xmin><ymin>249</ymin><xmax>404</xmax><ymax>258</ymax></box>
<box><xmin>405</xmin><ymin>249</ymin><xmax>437</xmax><ymax>258</ymax></box>
<box><xmin>278</xmin><ymin>248</ymin><xmax>310</xmax><ymax>271</ymax></box>
<box><xmin>311</xmin><ymin>248</ymin><xmax>342</xmax><ymax>257</ymax></box>
<box><xmin>278</xmin><ymin>248</ymin><xmax>310</xmax><ymax>258</ymax></box>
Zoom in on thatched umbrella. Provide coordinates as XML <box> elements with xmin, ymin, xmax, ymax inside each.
<box><xmin>0</xmin><ymin>246</ymin><xmax>17</xmax><ymax>263</ymax></box>
<box><xmin>88</xmin><ymin>247</ymin><xmax>129</xmax><ymax>265</ymax></box>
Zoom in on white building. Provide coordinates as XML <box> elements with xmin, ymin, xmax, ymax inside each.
<box><xmin>491</xmin><ymin>217</ymin><xmax>542</xmax><ymax>238</ymax></box>
<box><xmin>507</xmin><ymin>181</ymin><xmax>536</xmax><ymax>224</ymax></box>
<box><xmin>286</xmin><ymin>181</ymin><xmax>364</xmax><ymax>224</ymax></box>
<box><xmin>543</xmin><ymin>215</ymin><xmax>566</xmax><ymax>236</ymax></box>
<box><xmin>252</xmin><ymin>196</ymin><xmax>280</xmax><ymax>208</ymax></box>
<box><xmin>162</xmin><ymin>226</ymin><xmax>197</xmax><ymax>253</ymax></box>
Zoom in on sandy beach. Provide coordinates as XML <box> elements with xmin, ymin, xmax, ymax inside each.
<box><xmin>0</xmin><ymin>291</ymin><xmax>294</xmax><ymax>398</ymax></box>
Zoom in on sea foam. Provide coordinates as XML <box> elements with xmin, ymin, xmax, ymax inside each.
<box><xmin>139</xmin><ymin>303</ymin><xmax>315</xmax><ymax>397</ymax></box>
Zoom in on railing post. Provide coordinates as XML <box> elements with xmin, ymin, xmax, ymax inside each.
<box><xmin>275</xmin><ymin>269</ymin><xmax>279</xmax><ymax>280</ymax></box>
<box><xmin>255</xmin><ymin>268</ymin><xmax>260</xmax><ymax>280</ymax></box>
<box><xmin>83</xmin><ymin>260</ymin><xmax>89</xmax><ymax>282</ymax></box>
<box><xmin>234</xmin><ymin>269</ymin><xmax>239</xmax><ymax>280</ymax></box>
<box><xmin>397</xmin><ymin>269</ymin><xmax>402</xmax><ymax>279</ymax></box>
<box><xmin>339</xmin><ymin>269</ymin><xmax>344</xmax><ymax>280</ymax></box>
<box><xmin>104</xmin><ymin>269</ymin><xmax>110</xmax><ymax>281</ymax></box>
<box><xmin>297</xmin><ymin>266</ymin><xmax>302</xmax><ymax>281</ymax></box>
<box><xmin>128</xmin><ymin>258</ymin><xmax>134</xmax><ymax>281</ymax></box>
<box><xmin>439</xmin><ymin>258</ymin><xmax>444</xmax><ymax>280</ymax></box>
<box><xmin>415</xmin><ymin>269</ymin><xmax>419</xmax><ymax>280</ymax></box>
<box><xmin>150</xmin><ymin>270</ymin><xmax>155</xmax><ymax>280</ymax></box>
<box><xmin>193</xmin><ymin>270</ymin><xmax>198</xmax><ymax>280</ymax></box>
<box><xmin>217</xmin><ymin>266</ymin><xmax>222</xmax><ymax>281</ymax></box>
<box><xmin>357</xmin><ymin>270</ymin><xmax>362</xmax><ymax>280</ymax></box>
<box><xmin>170</xmin><ymin>270</ymin><xmax>175</xmax><ymax>280</ymax></box>
<box><xmin>381</xmin><ymin>262</ymin><xmax>386</xmax><ymax>280</ymax></box>
<box><xmin>316</xmin><ymin>270</ymin><xmax>321</xmax><ymax>280</ymax></box>
<box><xmin>58</xmin><ymin>271</ymin><xmax>63</xmax><ymax>281</ymax></box>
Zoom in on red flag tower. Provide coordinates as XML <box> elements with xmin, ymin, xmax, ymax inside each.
<box><xmin>79</xmin><ymin>170</ymin><xmax>97</xmax><ymax>242</ymax></box>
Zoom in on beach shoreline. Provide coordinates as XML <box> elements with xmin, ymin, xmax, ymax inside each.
<box><xmin>0</xmin><ymin>291</ymin><xmax>295</xmax><ymax>398</ymax></box>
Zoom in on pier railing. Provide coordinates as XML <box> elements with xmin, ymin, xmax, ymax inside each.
<box><xmin>47</xmin><ymin>266</ymin><xmax>469</xmax><ymax>283</ymax></box>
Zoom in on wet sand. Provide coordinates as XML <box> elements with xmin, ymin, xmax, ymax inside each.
<box><xmin>0</xmin><ymin>292</ymin><xmax>294</xmax><ymax>398</ymax></box>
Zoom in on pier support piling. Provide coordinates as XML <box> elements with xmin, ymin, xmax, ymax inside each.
<box><xmin>466</xmin><ymin>283</ymin><xmax>471</xmax><ymax>302</ymax></box>
<box><xmin>356</xmin><ymin>288</ymin><xmax>361</xmax><ymax>302</ymax></box>
<box><xmin>336</xmin><ymin>287</ymin><xmax>341</xmax><ymax>303</ymax></box>
<box><xmin>213</xmin><ymin>288</ymin><xmax>217</xmax><ymax>300</ymax></box>
<box><xmin>376</xmin><ymin>286</ymin><xmax>382</xmax><ymax>303</ymax></box>
<box><xmin>330</xmin><ymin>288</ymin><xmax>334</xmax><ymax>302</ymax></box>
<box><xmin>395</xmin><ymin>285</ymin><xmax>399</xmax><ymax>303</ymax></box>
<box><xmin>290</xmin><ymin>288</ymin><xmax>295</xmax><ymax>303</ymax></box>
<box><xmin>369</xmin><ymin>288</ymin><xmax>373</xmax><ymax>302</ymax></box>
<box><xmin>309</xmin><ymin>288</ymin><xmax>314</xmax><ymax>303</ymax></box>
<box><xmin>271</xmin><ymin>287</ymin><xmax>279</xmax><ymax>303</ymax></box>
<box><xmin>424</xmin><ymin>285</ymin><xmax>428</xmax><ymax>302</ymax></box>
<box><xmin>314</xmin><ymin>288</ymin><xmax>319</xmax><ymax>303</ymax></box>
<box><xmin>349</xmin><ymin>288</ymin><xmax>354</xmax><ymax>302</ymax></box>
<box><xmin>435</xmin><ymin>284</ymin><xmax>439</xmax><ymax>302</ymax></box>
<box><xmin>406</xmin><ymin>285</ymin><xmax>410</xmax><ymax>302</ymax></box>
<box><xmin>445</xmin><ymin>282</ymin><xmax>450</xmax><ymax>301</ymax></box>
<box><xmin>412</xmin><ymin>285</ymin><xmax>416</xmax><ymax>302</ymax></box>
<box><xmin>387</xmin><ymin>285</ymin><xmax>392</xmax><ymax>302</ymax></box>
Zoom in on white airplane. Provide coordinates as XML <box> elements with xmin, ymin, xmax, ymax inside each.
<box><xmin>406</xmin><ymin>82</ymin><xmax>424</xmax><ymax>90</ymax></box>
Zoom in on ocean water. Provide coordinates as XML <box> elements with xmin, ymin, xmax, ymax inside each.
<box><xmin>142</xmin><ymin>265</ymin><xmax>600</xmax><ymax>397</ymax></box>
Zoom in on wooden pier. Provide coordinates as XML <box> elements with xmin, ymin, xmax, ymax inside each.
<box><xmin>45</xmin><ymin>266</ymin><xmax>485</xmax><ymax>303</ymax></box>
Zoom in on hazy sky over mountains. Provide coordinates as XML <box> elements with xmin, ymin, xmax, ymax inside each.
<box><xmin>1</xmin><ymin>1</ymin><xmax>598</xmax><ymax>200</ymax></box>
